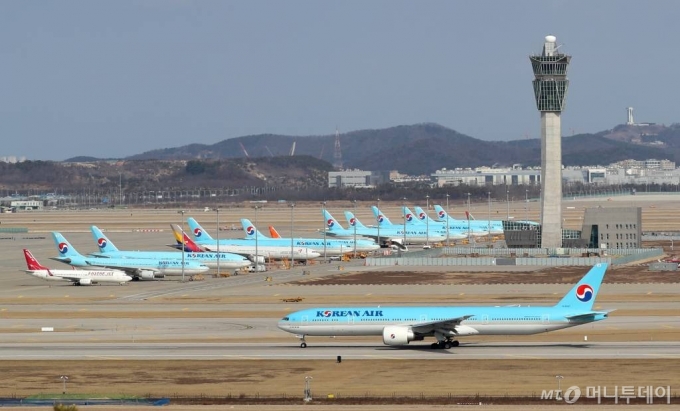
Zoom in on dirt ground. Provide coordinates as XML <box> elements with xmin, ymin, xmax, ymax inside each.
<box><xmin>0</xmin><ymin>359</ymin><xmax>678</xmax><ymax>398</ymax></box>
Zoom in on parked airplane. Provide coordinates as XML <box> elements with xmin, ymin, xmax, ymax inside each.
<box><xmin>278</xmin><ymin>263</ymin><xmax>611</xmax><ymax>349</ymax></box>
<box><xmin>182</xmin><ymin>219</ymin><xmax>321</xmax><ymax>260</ymax></box>
<box><xmin>239</xmin><ymin>219</ymin><xmax>379</xmax><ymax>255</ymax></box>
<box><xmin>433</xmin><ymin>204</ymin><xmax>505</xmax><ymax>235</ymax></box>
<box><xmin>50</xmin><ymin>232</ymin><xmax>210</xmax><ymax>280</ymax></box>
<box><xmin>269</xmin><ymin>226</ymin><xmax>282</xmax><ymax>238</ymax></box>
<box><xmin>322</xmin><ymin>209</ymin><xmax>427</xmax><ymax>246</ymax></box>
<box><xmin>411</xmin><ymin>206</ymin><xmax>488</xmax><ymax>236</ymax></box>
<box><xmin>23</xmin><ymin>249</ymin><xmax>132</xmax><ymax>286</ymax></box>
<box><xmin>89</xmin><ymin>226</ymin><xmax>251</xmax><ymax>270</ymax></box>
<box><xmin>371</xmin><ymin>206</ymin><xmax>462</xmax><ymax>239</ymax></box>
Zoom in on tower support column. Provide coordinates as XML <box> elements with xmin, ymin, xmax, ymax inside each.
<box><xmin>541</xmin><ymin>112</ymin><xmax>563</xmax><ymax>248</ymax></box>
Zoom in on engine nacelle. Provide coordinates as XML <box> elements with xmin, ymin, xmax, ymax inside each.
<box><xmin>77</xmin><ymin>278</ymin><xmax>92</xmax><ymax>286</ymax></box>
<box><xmin>138</xmin><ymin>270</ymin><xmax>157</xmax><ymax>280</ymax></box>
<box><xmin>382</xmin><ymin>325</ymin><xmax>415</xmax><ymax>346</ymax></box>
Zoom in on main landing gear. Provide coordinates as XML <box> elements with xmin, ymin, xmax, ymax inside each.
<box><xmin>430</xmin><ymin>340</ymin><xmax>460</xmax><ymax>349</ymax></box>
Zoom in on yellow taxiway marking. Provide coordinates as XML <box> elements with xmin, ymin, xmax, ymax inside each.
<box><xmin>647</xmin><ymin>291</ymin><xmax>653</xmax><ymax>295</ymax></box>
<box><xmin>109</xmin><ymin>294</ymin><xmax>115</xmax><ymax>297</ymax></box>
<box><xmin>1</xmin><ymin>308</ymin><xmax>6</xmax><ymax>312</ymax></box>
<box><xmin>79</xmin><ymin>308</ymin><xmax>88</xmax><ymax>312</ymax></box>
<box><xmin>366</xmin><ymin>293</ymin><xmax>372</xmax><ymax>296</ymax></box>
<box><xmin>182</xmin><ymin>294</ymin><xmax>188</xmax><ymax>297</ymax></box>
<box><xmin>64</xmin><ymin>295</ymin><xmax>69</xmax><ymax>298</ymax></box>
<box><xmin>17</xmin><ymin>296</ymin><xmax>23</xmax><ymax>298</ymax></box>
<box><xmin>662</xmin><ymin>325</ymin><xmax>675</xmax><ymax>329</ymax></box>
<box><xmin>459</xmin><ymin>293</ymin><xmax>464</xmax><ymax>296</ymax></box>
<box><xmin>274</xmin><ymin>294</ymin><xmax>280</xmax><ymax>296</ymax></box>
<box><xmin>182</xmin><ymin>308</ymin><xmax>189</xmax><ymax>311</ymax></box>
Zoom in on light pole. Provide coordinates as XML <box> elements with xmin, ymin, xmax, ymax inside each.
<box><xmin>119</xmin><ymin>173</ymin><xmax>122</xmax><ymax>208</ymax></box>
<box><xmin>215</xmin><ymin>207</ymin><xmax>220</xmax><ymax>277</ymax></box>
<box><xmin>466</xmin><ymin>192</ymin><xmax>471</xmax><ymax>242</ymax></box>
<box><xmin>352</xmin><ymin>199</ymin><xmax>357</xmax><ymax>258</ymax></box>
<box><xmin>254</xmin><ymin>205</ymin><xmax>260</xmax><ymax>272</ymax></box>
<box><xmin>555</xmin><ymin>375</ymin><xmax>564</xmax><ymax>399</ymax></box>
<box><xmin>425</xmin><ymin>194</ymin><xmax>430</xmax><ymax>248</ymax></box>
<box><xmin>506</xmin><ymin>187</ymin><xmax>510</xmax><ymax>220</ymax></box>
<box><xmin>525</xmin><ymin>189</ymin><xmax>529</xmax><ymax>222</ymax></box>
<box><xmin>487</xmin><ymin>191</ymin><xmax>491</xmax><ymax>242</ymax></box>
<box><xmin>60</xmin><ymin>375</ymin><xmax>68</xmax><ymax>394</ymax></box>
<box><xmin>180</xmin><ymin>210</ymin><xmax>185</xmax><ymax>282</ymax></box>
<box><xmin>322</xmin><ymin>201</ymin><xmax>327</xmax><ymax>262</ymax></box>
<box><xmin>290</xmin><ymin>203</ymin><xmax>295</xmax><ymax>269</ymax></box>
<box><xmin>402</xmin><ymin>197</ymin><xmax>407</xmax><ymax>246</ymax></box>
<box><xmin>445</xmin><ymin>193</ymin><xmax>450</xmax><ymax>248</ymax></box>
<box><xmin>376</xmin><ymin>197</ymin><xmax>381</xmax><ymax>249</ymax></box>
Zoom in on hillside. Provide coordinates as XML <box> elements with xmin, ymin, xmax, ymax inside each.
<box><xmin>109</xmin><ymin>123</ymin><xmax>677</xmax><ymax>175</ymax></box>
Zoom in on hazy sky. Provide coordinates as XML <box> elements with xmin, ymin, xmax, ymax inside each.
<box><xmin>1</xmin><ymin>1</ymin><xmax>678</xmax><ymax>160</ymax></box>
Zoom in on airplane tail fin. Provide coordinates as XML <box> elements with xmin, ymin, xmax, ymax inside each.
<box><xmin>371</xmin><ymin>206</ymin><xmax>393</xmax><ymax>226</ymax></box>
<box><xmin>323</xmin><ymin>210</ymin><xmax>345</xmax><ymax>231</ymax></box>
<box><xmin>344</xmin><ymin>211</ymin><xmax>367</xmax><ymax>228</ymax></box>
<box><xmin>413</xmin><ymin>206</ymin><xmax>431</xmax><ymax>223</ymax></box>
<box><xmin>466</xmin><ymin>211</ymin><xmax>476</xmax><ymax>221</ymax></box>
<box><xmin>402</xmin><ymin>206</ymin><xmax>421</xmax><ymax>226</ymax></box>
<box><xmin>187</xmin><ymin>217</ymin><xmax>214</xmax><ymax>241</ymax></box>
<box><xmin>433</xmin><ymin>205</ymin><xmax>450</xmax><ymax>222</ymax></box>
<box><xmin>554</xmin><ymin>263</ymin><xmax>608</xmax><ymax>311</ymax></box>
<box><xmin>170</xmin><ymin>224</ymin><xmax>204</xmax><ymax>252</ymax></box>
<box><xmin>23</xmin><ymin>249</ymin><xmax>49</xmax><ymax>270</ymax></box>
<box><xmin>269</xmin><ymin>226</ymin><xmax>282</xmax><ymax>238</ymax></box>
<box><xmin>51</xmin><ymin>232</ymin><xmax>82</xmax><ymax>258</ymax></box>
<box><xmin>240</xmin><ymin>218</ymin><xmax>268</xmax><ymax>239</ymax></box>
<box><xmin>90</xmin><ymin>225</ymin><xmax>119</xmax><ymax>253</ymax></box>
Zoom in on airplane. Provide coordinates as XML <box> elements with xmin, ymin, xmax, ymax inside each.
<box><xmin>365</xmin><ymin>208</ymin><xmax>462</xmax><ymax>243</ymax></box>
<box><xmin>278</xmin><ymin>263</ymin><xmax>611</xmax><ymax>349</ymax></box>
<box><xmin>433</xmin><ymin>204</ymin><xmax>505</xmax><ymax>235</ymax></box>
<box><xmin>239</xmin><ymin>219</ymin><xmax>380</xmax><ymax>255</ymax></box>
<box><xmin>180</xmin><ymin>220</ymin><xmax>321</xmax><ymax>261</ymax></box>
<box><xmin>412</xmin><ymin>206</ymin><xmax>488</xmax><ymax>237</ymax></box>
<box><xmin>322</xmin><ymin>209</ymin><xmax>431</xmax><ymax>246</ymax></box>
<box><xmin>23</xmin><ymin>249</ymin><xmax>132</xmax><ymax>286</ymax></box>
<box><xmin>50</xmin><ymin>232</ymin><xmax>210</xmax><ymax>280</ymax></box>
<box><xmin>89</xmin><ymin>226</ymin><xmax>251</xmax><ymax>270</ymax></box>
<box><xmin>371</xmin><ymin>206</ymin><xmax>464</xmax><ymax>240</ymax></box>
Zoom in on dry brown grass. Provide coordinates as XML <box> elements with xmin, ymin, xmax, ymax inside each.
<box><xmin>1</xmin><ymin>359</ymin><xmax>678</xmax><ymax>398</ymax></box>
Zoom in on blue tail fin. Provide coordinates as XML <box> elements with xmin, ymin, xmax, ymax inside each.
<box><xmin>240</xmin><ymin>218</ymin><xmax>269</xmax><ymax>239</ymax></box>
<box><xmin>371</xmin><ymin>206</ymin><xmax>393</xmax><ymax>226</ymax></box>
<box><xmin>323</xmin><ymin>210</ymin><xmax>345</xmax><ymax>231</ymax></box>
<box><xmin>555</xmin><ymin>263</ymin><xmax>608</xmax><ymax>311</ymax></box>
<box><xmin>414</xmin><ymin>206</ymin><xmax>436</xmax><ymax>224</ymax></box>
<box><xmin>433</xmin><ymin>205</ymin><xmax>450</xmax><ymax>222</ymax></box>
<box><xmin>402</xmin><ymin>206</ymin><xmax>422</xmax><ymax>226</ymax></box>
<box><xmin>90</xmin><ymin>226</ymin><xmax>119</xmax><ymax>253</ymax></box>
<box><xmin>344</xmin><ymin>211</ymin><xmax>367</xmax><ymax>228</ymax></box>
<box><xmin>51</xmin><ymin>232</ymin><xmax>83</xmax><ymax>258</ymax></box>
<box><xmin>187</xmin><ymin>217</ymin><xmax>214</xmax><ymax>241</ymax></box>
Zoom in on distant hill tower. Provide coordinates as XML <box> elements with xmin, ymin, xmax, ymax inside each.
<box><xmin>627</xmin><ymin>107</ymin><xmax>634</xmax><ymax>125</ymax></box>
<box><xmin>530</xmin><ymin>35</ymin><xmax>571</xmax><ymax>248</ymax></box>
<box><xmin>333</xmin><ymin>128</ymin><xmax>343</xmax><ymax>169</ymax></box>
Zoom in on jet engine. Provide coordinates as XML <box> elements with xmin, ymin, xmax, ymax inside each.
<box><xmin>382</xmin><ymin>326</ymin><xmax>416</xmax><ymax>346</ymax></box>
<box><xmin>76</xmin><ymin>278</ymin><xmax>92</xmax><ymax>286</ymax></box>
<box><xmin>138</xmin><ymin>270</ymin><xmax>157</xmax><ymax>280</ymax></box>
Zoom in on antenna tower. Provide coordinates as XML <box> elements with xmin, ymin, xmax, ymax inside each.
<box><xmin>333</xmin><ymin>128</ymin><xmax>343</xmax><ymax>169</ymax></box>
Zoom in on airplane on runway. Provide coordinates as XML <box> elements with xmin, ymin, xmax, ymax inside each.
<box><xmin>239</xmin><ymin>219</ymin><xmax>379</xmax><ymax>255</ymax></box>
<box><xmin>50</xmin><ymin>232</ymin><xmax>210</xmax><ymax>280</ymax></box>
<box><xmin>177</xmin><ymin>221</ymin><xmax>321</xmax><ymax>261</ymax></box>
<box><xmin>89</xmin><ymin>226</ymin><xmax>252</xmax><ymax>270</ymax></box>
<box><xmin>23</xmin><ymin>249</ymin><xmax>132</xmax><ymax>286</ymax></box>
<box><xmin>411</xmin><ymin>206</ymin><xmax>488</xmax><ymax>236</ymax></box>
<box><xmin>278</xmin><ymin>263</ymin><xmax>611</xmax><ymax>349</ymax></box>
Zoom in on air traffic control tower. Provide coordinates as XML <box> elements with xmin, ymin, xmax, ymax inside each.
<box><xmin>530</xmin><ymin>35</ymin><xmax>571</xmax><ymax>248</ymax></box>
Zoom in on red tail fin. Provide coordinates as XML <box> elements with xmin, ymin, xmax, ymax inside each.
<box><xmin>23</xmin><ymin>249</ymin><xmax>49</xmax><ymax>270</ymax></box>
<box><xmin>182</xmin><ymin>233</ymin><xmax>203</xmax><ymax>252</ymax></box>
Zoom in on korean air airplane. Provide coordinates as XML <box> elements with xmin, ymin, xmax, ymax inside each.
<box><xmin>239</xmin><ymin>219</ymin><xmax>379</xmax><ymax>255</ymax></box>
<box><xmin>412</xmin><ymin>206</ymin><xmax>488</xmax><ymax>237</ymax></box>
<box><xmin>89</xmin><ymin>226</ymin><xmax>251</xmax><ymax>270</ymax></box>
<box><xmin>185</xmin><ymin>218</ymin><xmax>321</xmax><ymax>260</ymax></box>
<box><xmin>23</xmin><ymin>249</ymin><xmax>132</xmax><ymax>286</ymax></box>
<box><xmin>433</xmin><ymin>205</ymin><xmax>505</xmax><ymax>235</ymax></box>
<box><xmin>369</xmin><ymin>207</ymin><xmax>459</xmax><ymax>243</ymax></box>
<box><xmin>50</xmin><ymin>232</ymin><xmax>210</xmax><ymax>280</ymax></box>
<box><xmin>278</xmin><ymin>263</ymin><xmax>611</xmax><ymax>349</ymax></box>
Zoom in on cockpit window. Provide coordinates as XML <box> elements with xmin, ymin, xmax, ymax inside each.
<box><xmin>281</xmin><ymin>317</ymin><xmax>290</xmax><ymax>321</ymax></box>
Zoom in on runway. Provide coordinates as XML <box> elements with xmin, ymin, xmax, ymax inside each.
<box><xmin>0</xmin><ymin>341</ymin><xmax>677</xmax><ymax>360</ymax></box>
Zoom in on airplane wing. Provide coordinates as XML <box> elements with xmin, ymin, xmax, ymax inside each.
<box><xmin>410</xmin><ymin>315</ymin><xmax>474</xmax><ymax>334</ymax></box>
<box><xmin>83</xmin><ymin>260</ymin><xmax>159</xmax><ymax>276</ymax></box>
<box><xmin>57</xmin><ymin>276</ymin><xmax>82</xmax><ymax>283</ymax></box>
